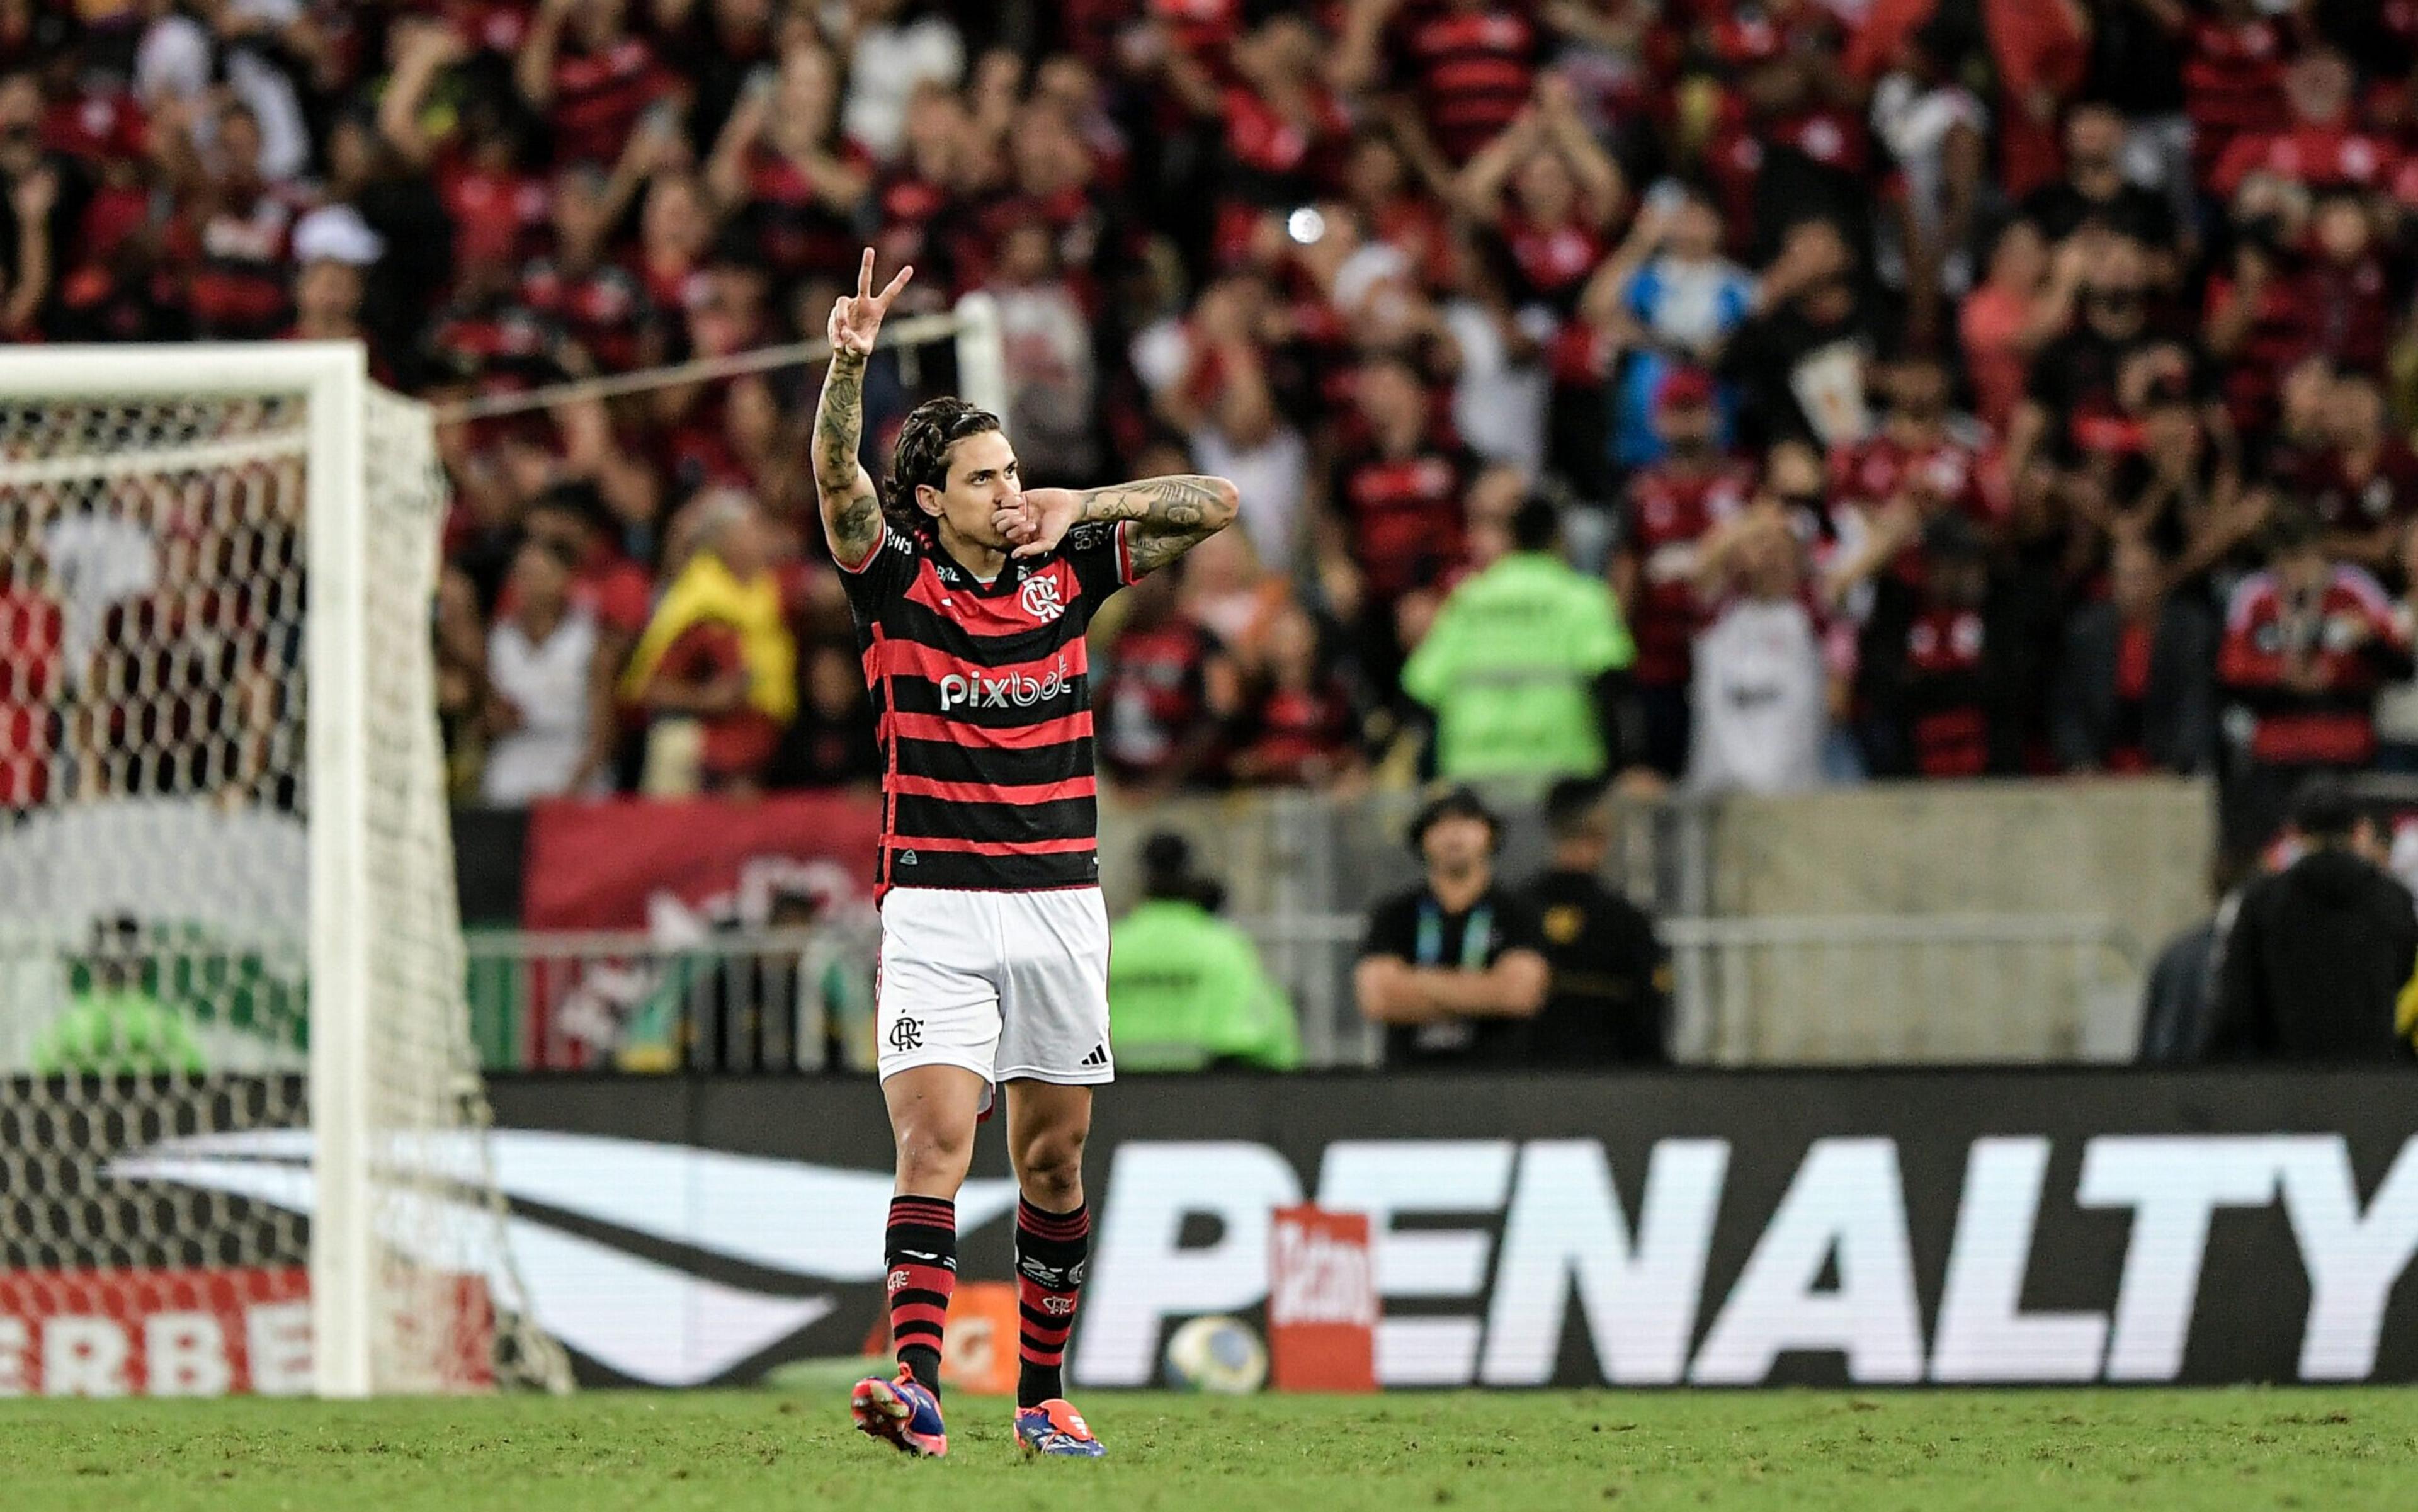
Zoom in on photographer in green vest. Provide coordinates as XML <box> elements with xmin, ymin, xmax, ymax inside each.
<box><xmin>1107</xmin><ymin>834</ymin><xmax>1300</xmax><ymax>1071</ymax></box>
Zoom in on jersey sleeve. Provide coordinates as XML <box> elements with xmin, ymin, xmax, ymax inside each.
<box><xmin>1063</xmin><ymin>520</ymin><xmax>1141</xmax><ymax>605</ymax></box>
<box><xmin>835</xmin><ymin>524</ymin><xmax>919</xmax><ymax>613</ymax></box>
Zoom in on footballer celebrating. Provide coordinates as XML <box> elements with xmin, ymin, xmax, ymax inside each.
<box><xmin>814</xmin><ymin>251</ymin><xmax>1237</xmax><ymax>1459</ymax></box>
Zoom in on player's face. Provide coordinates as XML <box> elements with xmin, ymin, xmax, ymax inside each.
<box><xmin>919</xmin><ymin>429</ymin><xmax>1023</xmax><ymax>550</ymax></box>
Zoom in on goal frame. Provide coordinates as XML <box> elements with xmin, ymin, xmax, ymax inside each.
<box><xmin>0</xmin><ymin>341</ymin><xmax>398</xmax><ymax>1397</ymax></box>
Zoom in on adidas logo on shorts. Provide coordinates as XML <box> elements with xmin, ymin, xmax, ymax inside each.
<box><xmin>1080</xmin><ymin>1044</ymin><xmax>1109</xmax><ymax>1068</ymax></box>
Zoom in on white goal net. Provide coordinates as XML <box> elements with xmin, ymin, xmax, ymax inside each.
<box><xmin>0</xmin><ymin>344</ymin><xmax>567</xmax><ymax>1395</ymax></box>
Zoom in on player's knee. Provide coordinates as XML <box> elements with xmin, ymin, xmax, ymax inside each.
<box><xmin>1015</xmin><ymin>1127</ymin><xmax>1087</xmax><ymax>1205</ymax></box>
<box><xmin>894</xmin><ymin>1120</ymin><xmax>975</xmax><ymax>1190</ymax></box>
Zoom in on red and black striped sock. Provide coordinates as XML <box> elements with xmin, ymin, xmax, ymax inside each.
<box><xmin>1013</xmin><ymin>1197</ymin><xmax>1089</xmax><ymax>1407</ymax></box>
<box><xmin>885</xmin><ymin>1194</ymin><xmax>956</xmax><ymax>1394</ymax></box>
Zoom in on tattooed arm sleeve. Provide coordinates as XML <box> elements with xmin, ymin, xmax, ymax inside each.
<box><xmin>1069</xmin><ymin>474</ymin><xmax>1241</xmax><ymax>575</ymax></box>
<box><xmin>812</xmin><ymin>351</ymin><xmax>883</xmax><ymax>569</ymax></box>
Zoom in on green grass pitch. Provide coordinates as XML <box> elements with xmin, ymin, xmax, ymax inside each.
<box><xmin>6</xmin><ymin>1388</ymin><xmax>2416</xmax><ymax>1511</ymax></box>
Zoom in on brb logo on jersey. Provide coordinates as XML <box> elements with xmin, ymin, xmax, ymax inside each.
<box><xmin>1019</xmin><ymin>573</ymin><xmax>1065</xmax><ymax>623</ymax></box>
<box><xmin>938</xmin><ymin>657</ymin><xmax>1074</xmax><ymax>713</ymax></box>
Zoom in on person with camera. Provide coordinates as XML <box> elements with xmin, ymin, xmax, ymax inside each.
<box><xmin>1354</xmin><ymin>787</ymin><xmax>1549</xmax><ymax>1068</ymax></box>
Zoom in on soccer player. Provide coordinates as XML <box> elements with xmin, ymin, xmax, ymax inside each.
<box><xmin>814</xmin><ymin>250</ymin><xmax>1237</xmax><ymax>1460</ymax></box>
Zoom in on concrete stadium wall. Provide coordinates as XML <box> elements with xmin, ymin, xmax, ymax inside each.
<box><xmin>1703</xmin><ymin>778</ymin><xmax>2214</xmax><ymax>1062</ymax></box>
<box><xmin>1098</xmin><ymin>778</ymin><xmax>2216</xmax><ymax>1065</ymax></box>
<box><xmin>1705</xmin><ymin>778</ymin><xmax>2213</xmax><ymax>940</ymax></box>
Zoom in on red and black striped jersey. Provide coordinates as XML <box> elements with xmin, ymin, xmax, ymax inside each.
<box><xmin>841</xmin><ymin>518</ymin><xmax>1142</xmax><ymax>895</ymax></box>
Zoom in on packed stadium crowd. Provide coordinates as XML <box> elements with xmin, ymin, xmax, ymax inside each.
<box><xmin>8</xmin><ymin>0</ymin><xmax>2418</xmax><ymax>856</ymax></box>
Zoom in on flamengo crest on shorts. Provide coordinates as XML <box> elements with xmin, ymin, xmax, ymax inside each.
<box><xmin>840</xmin><ymin>520</ymin><xmax>1142</xmax><ymax>895</ymax></box>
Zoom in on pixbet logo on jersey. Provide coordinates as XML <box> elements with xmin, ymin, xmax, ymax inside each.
<box><xmin>938</xmin><ymin>657</ymin><xmax>1073</xmax><ymax>712</ymax></box>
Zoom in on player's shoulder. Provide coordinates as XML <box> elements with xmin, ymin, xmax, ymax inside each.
<box><xmin>849</xmin><ymin>523</ymin><xmax>927</xmax><ymax>573</ymax></box>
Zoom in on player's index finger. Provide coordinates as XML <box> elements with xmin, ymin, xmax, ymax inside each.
<box><xmin>857</xmin><ymin>247</ymin><xmax>875</xmax><ymax>298</ymax></box>
<box><xmin>878</xmin><ymin>264</ymin><xmax>915</xmax><ymax>305</ymax></box>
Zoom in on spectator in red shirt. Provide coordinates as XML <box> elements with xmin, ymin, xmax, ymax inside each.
<box><xmin>521</xmin><ymin>161</ymin><xmax>662</xmax><ymax>376</ymax></box>
<box><xmin>1341</xmin><ymin>127</ymin><xmax>1451</xmax><ymax>287</ymax></box>
<box><xmin>0</xmin><ymin>509</ymin><xmax>59</xmax><ymax>809</ymax></box>
<box><xmin>2178</xmin><ymin>0</ymin><xmax>2291</xmax><ymax>190</ymax></box>
<box><xmin>704</xmin><ymin>37</ymin><xmax>873</xmax><ymax>285</ymax></box>
<box><xmin>2217</xmin><ymin>506</ymin><xmax>2412</xmax><ymax>846</ymax></box>
<box><xmin>1829</xmin><ymin>350</ymin><xmax>1996</xmax><ymax>548</ymax></box>
<box><xmin>2291</xmin><ymin>191</ymin><xmax>2395</xmax><ymax>380</ymax></box>
<box><xmin>516</xmin><ymin>0</ymin><xmax>670</xmax><ymax>169</ymax></box>
<box><xmin>1616</xmin><ymin>366</ymin><xmax>1757</xmax><ymax>775</ymax></box>
<box><xmin>766</xmin><ymin>640</ymin><xmax>881</xmax><ymax>791</ymax></box>
<box><xmin>2052</xmin><ymin>534</ymin><xmax>2218</xmax><ymax>775</ymax></box>
<box><xmin>2204</xmin><ymin>173</ymin><xmax>2316</xmax><ymax>436</ymax></box>
<box><xmin>1201</xmin><ymin>14</ymin><xmax>1352</xmax><ymax>269</ymax></box>
<box><xmin>2296</xmin><ymin>375</ymin><xmax>2418</xmax><ymax>572</ymax></box>
<box><xmin>871</xmin><ymin>82</ymin><xmax>972</xmax><ymax>285</ymax></box>
<box><xmin>1958</xmin><ymin>220</ymin><xmax>2075</xmax><ymax>433</ymax></box>
<box><xmin>635</xmin><ymin>168</ymin><xmax>713</xmax><ymax>316</ymax></box>
<box><xmin>1096</xmin><ymin>566</ymin><xmax>1240</xmax><ymax>792</ymax></box>
<box><xmin>1856</xmin><ymin>513</ymin><xmax>2038</xmax><ymax>777</ymax></box>
<box><xmin>2072</xmin><ymin>380</ymin><xmax>2238</xmax><ymax>571</ymax></box>
<box><xmin>2011</xmin><ymin>232</ymin><xmax>2169</xmax><ymax>477</ymax></box>
<box><xmin>1322</xmin><ymin>353</ymin><xmax>1481</xmax><ymax>654</ymax></box>
<box><xmin>1351</xmin><ymin>0</ymin><xmax>1541</xmax><ymax>173</ymax></box>
<box><xmin>2211</xmin><ymin>48</ymin><xmax>2397</xmax><ymax>198</ymax></box>
<box><xmin>162</xmin><ymin>99</ymin><xmax>293</xmax><ymax>340</ymax></box>
<box><xmin>1230</xmin><ymin>602</ymin><xmax>1364</xmax><ymax>787</ymax></box>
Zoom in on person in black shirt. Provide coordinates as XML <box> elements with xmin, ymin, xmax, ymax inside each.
<box><xmin>2017</xmin><ymin>103</ymin><xmax>2181</xmax><ymax>269</ymax></box>
<box><xmin>2209</xmin><ymin>778</ymin><xmax>2418</xmax><ymax>1062</ymax></box>
<box><xmin>1355</xmin><ymin>787</ymin><xmax>1548</xmax><ymax>1067</ymax></box>
<box><xmin>1521</xmin><ymin>778</ymin><xmax>1671</xmax><ymax>1066</ymax></box>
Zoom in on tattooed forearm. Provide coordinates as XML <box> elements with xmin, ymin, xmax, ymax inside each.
<box><xmin>812</xmin><ymin>352</ymin><xmax>866</xmax><ymax>490</ymax></box>
<box><xmin>1074</xmin><ymin>474</ymin><xmax>1239</xmax><ymax>572</ymax></box>
<box><xmin>813</xmin><ymin>351</ymin><xmax>881</xmax><ymax>561</ymax></box>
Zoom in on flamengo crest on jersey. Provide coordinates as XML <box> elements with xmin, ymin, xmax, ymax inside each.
<box><xmin>841</xmin><ymin>518</ymin><xmax>1141</xmax><ymax>894</ymax></box>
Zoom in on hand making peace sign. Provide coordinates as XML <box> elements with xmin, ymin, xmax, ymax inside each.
<box><xmin>828</xmin><ymin>248</ymin><xmax>914</xmax><ymax>360</ymax></box>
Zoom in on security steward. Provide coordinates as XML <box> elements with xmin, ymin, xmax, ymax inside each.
<box><xmin>1521</xmin><ymin>777</ymin><xmax>1672</xmax><ymax>1064</ymax></box>
<box><xmin>1354</xmin><ymin>787</ymin><xmax>1550</xmax><ymax>1067</ymax></box>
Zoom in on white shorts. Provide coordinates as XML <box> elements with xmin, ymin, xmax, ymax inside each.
<box><xmin>875</xmin><ymin>886</ymin><xmax>1115</xmax><ymax>1096</ymax></box>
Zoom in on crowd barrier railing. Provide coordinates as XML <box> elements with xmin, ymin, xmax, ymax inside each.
<box><xmin>451</xmin><ymin>909</ymin><xmax>2142</xmax><ymax>1072</ymax></box>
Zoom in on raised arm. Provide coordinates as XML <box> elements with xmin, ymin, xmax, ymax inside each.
<box><xmin>1016</xmin><ymin>475</ymin><xmax>1241</xmax><ymax>575</ymax></box>
<box><xmin>813</xmin><ymin>249</ymin><xmax>914</xmax><ymax>569</ymax></box>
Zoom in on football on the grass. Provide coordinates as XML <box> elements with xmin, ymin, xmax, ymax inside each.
<box><xmin>1162</xmin><ymin>1315</ymin><xmax>1268</xmax><ymax>1394</ymax></box>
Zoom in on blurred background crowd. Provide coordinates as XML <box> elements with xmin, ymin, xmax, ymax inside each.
<box><xmin>8</xmin><ymin>0</ymin><xmax>2418</xmax><ymax>864</ymax></box>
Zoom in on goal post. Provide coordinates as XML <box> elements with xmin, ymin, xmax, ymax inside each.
<box><xmin>0</xmin><ymin>342</ymin><xmax>567</xmax><ymax>1396</ymax></box>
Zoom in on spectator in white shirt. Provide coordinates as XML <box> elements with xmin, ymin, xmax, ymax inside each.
<box><xmin>1683</xmin><ymin>509</ymin><xmax>1828</xmax><ymax>795</ymax></box>
<box><xmin>828</xmin><ymin>0</ymin><xmax>965</xmax><ymax>161</ymax></box>
<box><xmin>481</xmin><ymin>538</ymin><xmax>605</xmax><ymax>806</ymax></box>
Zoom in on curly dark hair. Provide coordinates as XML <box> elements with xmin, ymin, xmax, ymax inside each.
<box><xmin>884</xmin><ymin>396</ymin><xmax>1002</xmax><ymax>528</ymax></box>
